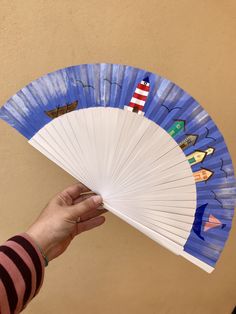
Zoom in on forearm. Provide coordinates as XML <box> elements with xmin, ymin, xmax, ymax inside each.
<box><xmin>0</xmin><ymin>233</ymin><xmax>45</xmax><ymax>314</ymax></box>
<box><xmin>0</xmin><ymin>183</ymin><xmax>104</xmax><ymax>313</ymax></box>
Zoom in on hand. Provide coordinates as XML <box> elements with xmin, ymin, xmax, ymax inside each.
<box><xmin>26</xmin><ymin>183</ymin><xmax>106</xmax><ymax>262</ymax></box>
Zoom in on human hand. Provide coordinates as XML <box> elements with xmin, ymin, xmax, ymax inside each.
<box><xmin>26</xmin><ymin>183</ymin><xmax>106</xmax><ymax>263</ymax></box>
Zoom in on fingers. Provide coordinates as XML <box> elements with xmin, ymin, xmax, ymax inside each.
<box><xmin>80</xmin><ymin>208</ymin><xmax>107</xmax><ymax>222</ymax></box>
<box><xmin>76</xmin><ymin>215</ymin><xmax>105</xmax><ymax>234</ymax></box>
<box><xmin>73</xmin><ymin>192</ymin><xmax>96</xmax><ymax>204</ymax></box>
<box><xmin>55</xmin><ymin>183</ymin><xmax>90</xmax><ymax>205</ymax></box>
<box><xmin>62</xmin><ymin>183</ymin><xmax>90</xmax><ymax>200</ymax></box>
<box><xmin>68</xmin><ymin>195</ymin><xmax>103</xmax><ymax>220</ymax></box>
<box><xmin>74</xmin><ymin>194</ymin><xmax>105</xmax><ymax>212</ymax></box>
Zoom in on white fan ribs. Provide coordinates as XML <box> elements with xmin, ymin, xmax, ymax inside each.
<box><xmin>29</xmin><ymin>107</ymin><xmax>196</xmax><ymax>254</ymax></box>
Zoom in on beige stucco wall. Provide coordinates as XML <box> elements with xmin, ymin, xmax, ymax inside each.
<box><xmin>0</xmin><ymin>1</ymin><xmax>235</xmax><ymax>313</ymax></box>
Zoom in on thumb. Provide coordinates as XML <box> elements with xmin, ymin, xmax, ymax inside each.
<box><xmin>68</xmin><ymin>195</ymin><xmax>103</xmax><ymax>220</ymax></box>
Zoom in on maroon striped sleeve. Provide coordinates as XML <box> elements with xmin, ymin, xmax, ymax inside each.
<box><xmin>0</xmin><ymin>279</ymin><xmax>10</xmax><ymax>313</ymax></box>
<box><xmin>0</xmin><ymin>233</ymin><xmax>45</xmax><ymax>313</ymax></box>
<box><xmin>0</xmin><ymin>246</ymin><xmax>31</xmax><ymax>309</ymax></box>
<box><xmin>0</xmin><ymin>263</ymin><xmax>18</xmax><ymax>313</ymax></box>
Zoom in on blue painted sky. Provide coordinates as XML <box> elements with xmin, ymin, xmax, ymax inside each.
<box><xmin>0</xmin><ymin>63</ymin><xmax>235</xmax><ymax>268</ymax></box>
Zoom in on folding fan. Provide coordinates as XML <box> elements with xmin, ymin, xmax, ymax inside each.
<box><xmin>0</xmin><ymin>63</ymin><xmax>235</xmax><ymax>273</ymax></box>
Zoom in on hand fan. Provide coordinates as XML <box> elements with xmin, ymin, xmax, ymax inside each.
<box><xmin>0</xmin><ymin>63</ymin><xmax>235</xmax><ymax>273</ymax></box>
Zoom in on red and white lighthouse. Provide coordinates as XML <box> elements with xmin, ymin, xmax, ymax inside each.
<box><xmin>124</xmin><ymin>77</ymin><xmax>150</xmax><ymax>116</ymax></box>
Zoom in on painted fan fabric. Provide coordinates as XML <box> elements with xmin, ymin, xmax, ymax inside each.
<box><xmin>0</xmin><ymin>63</ymin><xmax>235</xmax><ymax>273</ymax></box>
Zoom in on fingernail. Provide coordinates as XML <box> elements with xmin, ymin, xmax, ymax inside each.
<box><xmin>92</xmin><ymin>195</ymin><xmax>102</xmax><ymax>205</ymax></box>
<box><xmin>98</xmin><ymin>204</ymin><xmax>104</xmax><ymax>210</ymax></box>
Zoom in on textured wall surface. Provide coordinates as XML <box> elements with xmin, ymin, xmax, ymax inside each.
<box><xmin>0</xmin><ymin>1</ymin><xmax>235</xmax><ymax>313</ymax></box>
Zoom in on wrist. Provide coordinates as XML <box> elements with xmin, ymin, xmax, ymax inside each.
<box><xmin>26</xmin><ymin>227</ymin><xmax>51</xmax><ymax>266</ymax></box>
<box><xmin>35</xmin><ymin>243</ymin><xmax>49</xmax><ymax>267</ymax></box>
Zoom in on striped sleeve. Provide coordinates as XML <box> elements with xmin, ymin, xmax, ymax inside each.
<box><xmin>0</xmin><ymin>233</ymin><xmax>45</xmax><ymax>314</ymax></box>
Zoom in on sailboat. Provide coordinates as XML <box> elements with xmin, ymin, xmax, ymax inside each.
<box><xmin>45</xmin><ymin>100</ymin><xmax>78</xmax><ymax>119</ymax></box>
